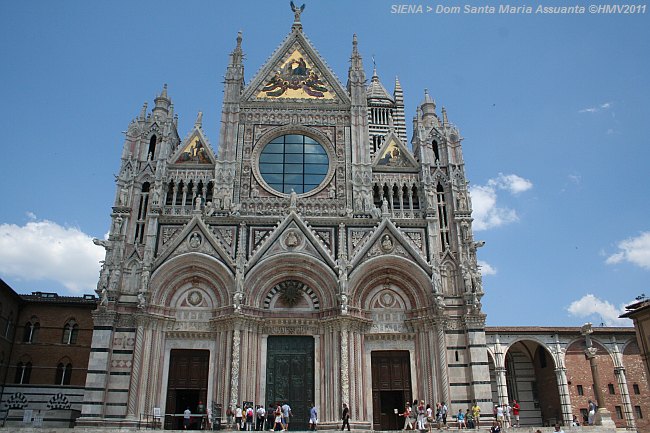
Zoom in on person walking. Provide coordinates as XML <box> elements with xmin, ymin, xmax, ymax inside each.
<box><xmin>281</xmin><ymin>401</ymin><xmax>292</xmax><ymax>431</ymax></box>
<box><xmin>183</xmin><ymin>407</ymin><xmax>192</xmax><ymax>430</ymax></box>
<box><xmin>246</xmin><ymin>405</ymin><xmax>255</xmax><ymax>431</ymax></box>
<box><xmin>273</xmin><ymin>404</ymin><xmax>283</xmax><ymax>431</ymax></box>
<box><xmin>416</xmin><ymin>400</ymin><xmax>426</xmax><ymax>431</ymax></box>
<box><xmin>403</xmin><ymin>401</ymin><xmax>414</xmax><ymax>430</ymax></box>
<box><xmin>341</xmin><ymin>403</ymin><xmax>351</xmax><ymax>431</ymax></box>
<box><xmin>309</xmin><ymin>403</ymin><xmax>318</xmax><ymax>431</ymax></box>
<box><xmin>235</xmin><ymin>405</ymin><xmax>243</xmax><ymax>431</ymax></box>
<box><xmin>426</xmin><ymin>404</ymin><xmax>434</xmax><ymax>433</ymax></box>
<box><xmin>440</xmin><ymin>402</ymin><xmax>448</xmax><ymax>428</ymax></box>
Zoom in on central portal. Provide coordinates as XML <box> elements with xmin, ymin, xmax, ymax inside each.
<box><xmin>165</xmin><ymin>349</ymin><xmax>209</xmax><ymax>430</ymax></box>
<box><xmin>266</xmin><ymin>336</ymin><xmax>314</xmax><ymax>431</ymax></box>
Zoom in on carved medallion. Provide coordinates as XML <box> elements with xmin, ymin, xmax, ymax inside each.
<box><xmin>188</xmin><ymin>232</ymin><xmax>202</xmax><ymax>249</ymax></box>
<box><xmin>187</xmin><ymin>290</ymin><xmax>203</xmax><ymax>307</ymax></box>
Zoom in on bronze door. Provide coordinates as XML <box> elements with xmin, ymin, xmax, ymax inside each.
<box><xmin>165</xmin><ymin>349</ymin><xmax>209</xmax><ymax>429</ymax></box>
<box><xmin>371</xmin><ymin>351</ymin><xmax>412</xmax><ymax>431</ymax></box>
<box><xmin>265</xmin><ymin>336</ymin><xmax>314</xmax><ymax>431</ymax></box>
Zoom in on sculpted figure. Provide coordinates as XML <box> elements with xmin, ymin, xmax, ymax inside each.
<box><xmin>137</xmin><ymin>292</ymin><xmax>146</xmax><ymax>310</ymax></box>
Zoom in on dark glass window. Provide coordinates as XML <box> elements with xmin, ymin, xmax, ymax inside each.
<box><xmin>577</xmin><ymin>384</ymin><xmax>584</xmax><ymax>395</ymax></box>
<box><xmin>635</xmin><ymin>406</ymin><xmax>643</xmax><ymax>419</ymax></box>
<box><xmin>62</xmin><ymin>321</ymin><xmax>79</xmax><ymax>344</ymax></box>
<box><xmin>615</xmin><ymin>406</ymin><xmax>623</xmax><ymax>419</ymax></box>
<box><xmin>633</xmin><ymin>383</ymin><xmax>640</xmax><ymax>394</ymax></box>
<box><xmin>259</xmin><ymin>135</ymin><xmax>329</xmax><ymax>194</ymax></box>
<box><xmin>55</xmin><ymin>362</ymin><xmax>72</xmax><ymax>385</ymax></box>
<box><xmin>608</xmin><ymin>383</ymin><xmax>615</xmax><ymax>394</ymax></box>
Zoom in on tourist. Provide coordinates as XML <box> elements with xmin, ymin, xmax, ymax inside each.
<box><xmin>227</xmin><ymin>405</ymin><xmax>234</xmax><ymax>429</ymax></box>
<box><xmin>256</xmin><ymin>404</ymin><xmax>266</xmax><ymax>431</ymax></box>
<box><xmin>273</xmin><ymin>404</ymin><xmax>283</xmax><ymax>431</ymax></box>
<box><xmin>246</xmin><ymin>404</ymin><xmax>255</xmax><ymax>431</ymax></box>
<box><xmin>512</xmin><ymin>400</ymin><xmax>520</xmax><ymax>427</ymax></box>
<box><xmin>495</xmin><ymin>404</ymin><xmax>504</xmax><ymax>428</ymax></box>
<box><xmin>281</xmin><ymin>401</ymin><xmax>292</xmax><ymax>431</ymax></box>
<box><xmin>457</xmin><ymin>409</ymin><xmax>466</xmax><ymax>429</ymax></box>
<box><xmin>183</xmin><ymin>407</ymin><xmax>191</xmax><ymax>430</ymax></box>
<box><xmin>490</xmin><ymin>420</ymin><xmax>501</xmax><ymax>433</ymax></box>
<box><xmin>426</xmin><ymin>404</ymin><xmax>434</xmax><ymax>433</ymax></box>
<box><xmin>571</xmin><ymin>414</ymin><xmax>580</xmax><ymax>426</ymax></box>
<box><xmin>266</xmin><ymin>404</ymin><xmax>275</xmax><ymax>431</ymax></box>
<box><xmin>309</xmin><ymin>402</ymin><xmax>318</xmax><ymax>431</ymax></box>
<box><xmin>341</xmin><ymin>403</ymin><xmax>351</xmax><ymax>431</ymax></box>
<box><xmin>235</xmin><ymin>404</ymin><xmax>243</xmax><ymax>430</ymax></box>
<box><xmin>471</xmin><ymin>402</ymin><xmax>481</xmax><ymax>429</ymax></box>
<box><xmin>465</xmin><ymin>409</ymin><xmax>474</xmax><ymax>429</ymax></box>
<box><xmin>417</xmin><ymin>400</ymin><xmax>427</xmax><ymax>430</ymax></box>
<box><xmin>588</xmin><ymin>400</ymin><xmax>597</xmax><ymax>425</ymax></box>
<box><xmin>440</xmin><ymin>402</ymin><xmax>448</xmax><ymax>428</ymax></box>
<box><xmin>403</xmin><ymin>401</ymin><xmax>414</xmax><ymax>430</ymax></box>
<box><xmin>554</xmin><ymin>424</ymin><xmax>565</xmax><ymax>433</ymax></box>
<box><xmin>504</xmin><ymin>403</ymin><xmax>512</xmax><ymax>428</ymax></box>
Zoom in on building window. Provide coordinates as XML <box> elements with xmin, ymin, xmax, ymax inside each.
<box><xmin>258</xmin><ymin>134</ymin><xmax>330</xmax><ymax>195</ymax></box>
<box><xmin>608</xmin><ymin>383</ymin><xmax>615</xmax><ymax>394</ymax></box>
<box><xmin>615</xmin><ymin>406</ymin><xmax>623</xmax><ymax>419</ymax></box>
<box><xmin>22</xmin><ymin>321</ymin><xmax>40</xmax><ymax>343</ymax></box>
<box><xmin>5</xmin><ymin>312</ymin><xmax>14</xmax><ymax>339</ymax></box>
<box><xmin>14</xmin><ymin>361</ymin><xmax>32</xmax><ymax>384</ymax></box>
<box><xmin>55</xmin><ymin>362</ymin><xmax>72</xmax><ymax>385</ymax></box>
<box><xmin>635</xmin><ymin>406</ymin><xmax>643</xmax><ymax>419</ymax></box>
<box><xmin>62</xmin><ymin>320</ymin><xmax>79</xmax><ymax>344</ymax></box>
<box><xmin>633</xmin><ymin>383</ymin><xmax>640</xmax><ymax>394</ymax></box>
<box><xmin>577</xmin><ymin>385</ymin><xmax>584</xmax><ymax>395</ymax></box>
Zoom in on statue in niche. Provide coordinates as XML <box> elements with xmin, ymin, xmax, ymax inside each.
<box><xmin>457</xmin><ymin>191</ymin><xmax>468</xmax><ymax>211</ymax></box>
<box><xmin>285</xmin><ymin>231</ymin><xmax>299</xmax><ymax>248</ymax></box>
<box><xmin>100</xmin><ymin>287</ymin><xmax>109</xmax><ymax>307</ymax></box>
<box><xmin>118</xmin><ymin>187</ymin><xmax>128</xmax><ymax>206</ymax></box>
<box><xmin>233</xmin><ymin>292</ymin><xmax>244</xmax><ymax>313</ymax></box>
<box><xmin>194</xmin><ymin>194</ymin><xmax>203</xmax><ymax>211</ymax></box>
<box><xmin>188</xmin><ymin>232</ymin><xmax>202</xmax><ymax>249</ymax></box>
<box><xmin>140</xmin><ymin>269</ymin><xmax>150</xmax><ymax>291</ymax></box>
<box><xmin>137</xmin><ymin>292</ymin><xmax>146</xmax><ymax>310</ymax></box>
<box><xmin>339</xmin><ymin>293</ymin><xmax>349</xmax><ymax>314</ymax></box>
<box><xmin>370</xmin><ymin>206</ymin><xmax>381</xmax><ymax>219</ymax></box>
<box><xmin>97</xmin><ymin>264</ymin><xmax>109</xmax><ymax>292</ymax></box>
<box><xmin>431</xmin><ymin>266</ymin><xmax>443</xmax><ymax>294</ymax></box>
<box><xmin>336</xmin><ymin>257</ymin><xmax>349</xmax><ymax>293</ymax></box>
<box><xmin>289</xmin><ymin>189</ymin><xmax>298</xmax><ymax>210</ymax></box>
<box><xmin>381</xmin><ymin>234</ymin><xmax>393</xmax><ymax>252</ymax></box>
<box><xmin>109</xmin><ymin>269</ymin><xmax>121</xmax><ymax>292</ymax></box>
<box><xmin>203</xmin><ymin>201</ymin><xmax>215</xmax><ymax>217</ymax></box>
<box><xmin>471</xmin><ymin>266</ymin><xmax>483</xmax><ymax>293</ymax></box>
<box><xmin>381</xmin><ymin>198</ymin><xmax>389</xmax><ymax>215</ymax></box>
<box><xmin>461</xmin><ymin>263</ymin><xmax>473</xmax><ymax>292</ymax></box>
<box><xmin>111</xmin><ymin>216</ymin><xmax>123</xmax><ymax>237</ymax></box>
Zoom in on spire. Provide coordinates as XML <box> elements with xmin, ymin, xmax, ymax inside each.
<box><xmin>290</xmin><ymin>1</ymin><xmax>305</xmax><ymax>32</ymax></box>
<box><xmin>420</xmin><ymin>88</ymin><xmax>437</xmax><ymax>121</ymax></box>
<box><xmin>153</xmin><ymin>84</ymin><xmax>171</xmax><ymax>114</ymax></box>
<box><xmin>367</xmin><ymin>65</ymin><xmax>392</xmax><ymax>102</ymax></box>
<box><xmin>138</xmin><ymin>102</ymin><xmax>148</xmax><ymax>121</ymax></box>
<box><xmin>442</xmin><ymin>106</ymin><xmax>448</xmax><ymax>125</ymax></box>
<box><xmin>195</xmin><ymin>111</ymin><xmax>203</xmax><ymax>128</ymax></box>
<box><xmin>229</xmin><ymin>31</ymin><xmax>243</xmax><ymax>67</ymax></box>
<box><xmin>348</xmin><ymin>34</ymin><xmax>365</xmax><ymax>88</ymax></box>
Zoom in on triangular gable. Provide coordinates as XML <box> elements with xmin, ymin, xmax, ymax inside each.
<box><xmin>154</xmin><ymin>215</ymin><xmax>234</xmax><ymax>272</ymax></box>
<box><xmin>170</xmin><ymin>128</ymin><xmax>215</xmax><ymax>165</ymax></box>
<box><xmin>242</xmin><ymin>30</ymin><xmax>349</xmax><ymax>104</ymax></box>
<box><xmin>349</xmin><ymin>217</ymin><xmax>430</xmax><ymax>272</ymax></box>
<box><xmin>372</xmin><ymin>131</ymin><xmax>419</xmax><ymax>172</ymax></box>
<box><xmin>247</xmin><ymin>211</ymin><xmax>336</xmax><ymax>270</ymax></box>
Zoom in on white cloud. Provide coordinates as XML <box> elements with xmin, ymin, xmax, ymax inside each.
<box><xmin>579</xmin><ymin>101</ymin><xmax>612</xmax><ymax>114</ymax></box>
<box><xmin>0</xmin><ymin>216</ymin><xmax>104</xmax><ymax>294</ymax></box>
<box><xmin>477</xmin><ymin>260</ymin><xmax>497</xmax><ymax>276</ymax></box>
<box><xmin>606</xmin><ymin>231</ymin><xmax>650</xmax><ymax>269</ymax></box>
<box><xmin>567</xmin><ymin>294</ymin><xmax>632</xmax><ymax>326</ymax></box>
<box><xmin>488</xmin><ymin>173</ymin><xmax>533</xmax><ymax>195</ymax></box>
<box><xmin>470</xmin><ymin>173</ymin><xmax>532</xmax><ymax>231</ymax></box>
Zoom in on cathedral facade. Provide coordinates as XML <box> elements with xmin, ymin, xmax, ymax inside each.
<box><xmin>81</xmin><ymin>10</ymin><xmax>491</xmax><ymax>429</ymax></box>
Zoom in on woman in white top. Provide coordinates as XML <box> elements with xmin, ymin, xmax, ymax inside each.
<box><xmin>403</xmin><ymin>402</ymin><xmax>413</xmax><ymax>430</ymax></box>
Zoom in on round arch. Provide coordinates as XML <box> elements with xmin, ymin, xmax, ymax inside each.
<box><xmin>246</xmin><ymin>253</ymin><xmax>338</xmax><ymax>310</ymax></box>
<box><xmin>349</xmin><ymin>255</ymin><xmax>431</xmax><ymax>310</ymax></box>
<box><xmin>149</xmin><ymin>252</ymin><xmax>233</xmax><ymax>308</ymax></box>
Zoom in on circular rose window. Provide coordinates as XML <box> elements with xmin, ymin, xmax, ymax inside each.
<box><xmin>258</xmin><ymin>134</ymin><xmax>329</xmax><ymax>194</ymax></box>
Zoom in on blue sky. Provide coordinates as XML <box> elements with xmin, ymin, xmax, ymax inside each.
<box><xmin>1</xmin><ymin>0</ymin><xmax>648</xmax><ymax>326</ymax></box>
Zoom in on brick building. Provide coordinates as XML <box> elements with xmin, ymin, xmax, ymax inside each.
<box><xmin>486</xmin><ymin>326</ymin><xmax>649</xmax><ymax>431</ymax></box>
<box><xmin>0</xmin><ymin>278</ymin><xmax>96</xmax><ymax>426</ymax></box>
